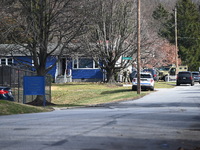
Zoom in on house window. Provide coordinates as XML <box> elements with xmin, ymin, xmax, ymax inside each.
<box><xmin>73</xmin><ymin>57</ymin><xmax>99</xmax><ymax>69</ymax></box>
<box><xmin>79</xmin><ymin>58</ymin><xmax>93</xmax><ymax>68</ymax></box>
<box><xmin>1</xmin><ymin>58</ymin><xmax>6</xmax><ymax>65</ymax></box>
<box><xmin>8</xmin><ymin>58</ymin><xmax>13</xmax><ymax>65</ymax></box>
<box><xmin>73</xmin><ymin>59</ymin><xmax>78</xmax><ymax>68</ymax></box>
<box><xmin>0</xmin><ymin>58</ymin><xmax>13</xmax><ymax>65</ymax></box>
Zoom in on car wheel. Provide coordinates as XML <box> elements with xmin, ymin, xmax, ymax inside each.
<box><xmin>150</xmin><ymin>87</ymin><xmax>154</xmax><ymax>91</ymax></box>
<box><xmin>176</xmin><ymin>82</ymin><xmax>180</xmax><ymax>86</ymax></box>
<box><xmin>191</xmin><ymin>82</ymin><xmax>194</xmax><ymax>86</ymax></box>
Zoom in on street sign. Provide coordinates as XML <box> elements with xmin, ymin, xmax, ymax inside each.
<box><xmin>122</xmin><ymin>57</ymin><xmax>132</xmax><ymax>60</ymax></box>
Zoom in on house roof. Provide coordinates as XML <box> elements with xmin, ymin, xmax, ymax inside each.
<box><xmin>0</xmin><ymin>44</ymin><xmax>30</xmax><ymax>57</ymax></box>
<box><xmin>0</xmin><ymin>43</ymin><xmax>83</xmax><ymax>57</ymax></box>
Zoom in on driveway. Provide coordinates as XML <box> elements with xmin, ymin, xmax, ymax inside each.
<box><xmin>0</xmin><ymin>84</ymin><xmax>200</xmax><ymax>150</ymax></box>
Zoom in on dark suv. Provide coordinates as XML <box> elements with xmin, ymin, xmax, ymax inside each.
<box><xmin>142</xmin><ymin>68</ymin><xmax>158</xmax><ymax>81</ymax></box>
<box><xmin>176</xmin><ymin>71</ymin><xmax>194</xmax><ymax>86</ymax></box>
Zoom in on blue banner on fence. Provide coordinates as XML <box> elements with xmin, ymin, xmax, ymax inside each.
<box><xmin>23</xmin><ymin>76</ymin><xmax>45</xmax><ymax>95</ymax></box>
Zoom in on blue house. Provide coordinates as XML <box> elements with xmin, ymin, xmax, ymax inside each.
<box><xmin>0</xmin><ymin>51</ymin><xmax>104</xmax><ymax>82</ymax></box>
<box><xmin>55</xmin><ymin>57</ymin><xmax>104</xmax><ymax>83</ymax></box>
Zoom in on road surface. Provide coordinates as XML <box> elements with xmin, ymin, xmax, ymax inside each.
<box><xmin>0</xmin><ymin>84</ymin><xmax>200</xmax><ymax>150</ymax></box>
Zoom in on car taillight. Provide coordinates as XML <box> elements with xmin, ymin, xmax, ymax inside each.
<box><xmin>150</xmin><ymin>79</ymin><xmax>154</xmax><ymax>83</ymax></box>
<box><xmin>154</xmin><ymin>74</ymin><xmax>157</xmax><ymax>77</ymax></box>
<box><xmin>0</xmin><ymin>90</ymin><xmax>9</xmax><ymax>94</ymax></box>
<box><xmin>190</xmin><ymin>76</ymin><xmax>193</xmax><ymax>80</ymax></box>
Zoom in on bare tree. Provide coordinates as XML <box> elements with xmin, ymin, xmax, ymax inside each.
<box><xmin>79</xmin><ymin>0</ymin><xmax>154</xmax><ymax>83</ymax></box>
<box><xmin>141</xmin><ymin>38</ymin><xmax>182</xmax><ymax>68</ymax></box>
<box><xmin>1</xmin><ymin>0</ymin><xmax>88</xmax><ymax>105</ymax></box>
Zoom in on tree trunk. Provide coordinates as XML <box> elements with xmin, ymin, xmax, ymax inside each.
<box><xmin>27</xmin><ymin>95</ymin><xmax>55</xmax><ymax>106</ymax></box>
<box><xmin>106</xmin><ymin>68</ymin><xmax>117</xmax><ymax>84</ymax></box>
<box><xmin>27</xmin><ymin>95</ymin><xmax>45</xmax><ymax>106</ymax></box>
<box><xmin>27</xmin><ymin>60</ymin><xmax>55</xmax><ymax>106</ymax></box>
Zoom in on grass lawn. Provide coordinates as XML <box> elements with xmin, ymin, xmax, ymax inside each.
<box><xmin>51</xmin><ymin>81</ymin><xmax>175</xmax><ymax>107</ymax></box>
<box><xmin>0</xmin><ymin>100</ymin><xmax>52</xmax><ymax>115</ymax></box>
<box><xmin>155</xmin><ymin>81</ymin><xmax>176</xmax><ymax>88</ymax></box>
<box><xmin>0</xmin><ymin>81</ymin><xmax>175</xmax><ymax>115</ymax></box>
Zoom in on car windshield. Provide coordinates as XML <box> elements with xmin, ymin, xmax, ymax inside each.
<box><xmin>159</xmin><ymin>67</ymin><xmax>170</xmax><ymax>71</ymax></box>
<box><xmin>178</xmin><ymin>72</ymin><xmax>191</xmax><ymax>77</ymax></box>
<box><xmin>143</xmin><ymin>69</ymin><xmax>152</xmax><ymax>72</ymax></box>
<box><xmin>135</xmin><ymin>74</ymin><xmax>152</xmax><ymax>78</ymax></box>
<box><xmin>192</xmin><ymin>73</ymin><xmax>199</xmax><ymax>76</ymax></box>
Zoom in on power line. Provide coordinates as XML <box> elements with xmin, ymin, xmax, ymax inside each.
<box><xmin>178</xmin><ymin>37</ymin><xmax>200</xmax><ymax>40</ymax></box>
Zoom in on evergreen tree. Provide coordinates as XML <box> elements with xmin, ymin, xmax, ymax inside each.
<box><xmin>152</xmin><ymin>3</ymin><xmax>170</xmax><ymax>37</ymax></box>
<box><xmin>176</xmin><ymin>0</ymin><xmax>200</xmax><ymax>70</ymax></box>
<box><xmin>152</xmin><ymin>3</ymin><xmax>169</xmax><ymax>23</ymax></box>
<box><xmin>153</xmin><ymin>0</ymin><xmax>200</xmax><ymax>70</ymax></box>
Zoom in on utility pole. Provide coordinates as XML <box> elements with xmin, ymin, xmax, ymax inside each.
<box><xmin>137</xmin><ymin>0</ymin><xmax>141</xmax><ymax>94</ymax></box>
<box><xmin>175</xmin><ymin>7</ymin><xmax>179</xmax><ymax>75</ymax></box>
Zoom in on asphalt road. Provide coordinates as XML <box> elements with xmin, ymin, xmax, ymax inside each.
<box><xmin>0</xmin><ymin>84</ymin><xmax>200</xmax><ymax>150</ymax></box>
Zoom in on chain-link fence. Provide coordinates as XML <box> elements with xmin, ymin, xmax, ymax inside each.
<box><xmin>0</xmin><ymin>65</ymin><xmax>51</xmax><ymax>104</ymax></box>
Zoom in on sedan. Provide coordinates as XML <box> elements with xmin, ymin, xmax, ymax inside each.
<box><xmin>132</xmin><ymin>72</ymin><xmax>155</xmax><ymax>91</ymax></box>
<box><xmin>0</xmin><ymin>86</ymin><xmax>14</xmax><ymax>101</ymax></box>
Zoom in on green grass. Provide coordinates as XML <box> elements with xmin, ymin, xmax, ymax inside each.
<box><xmin>0</xmin><ymin>100</ymin><xmax>51</xmax><ymax>115</ymax></box>
<box><xmin>51</xmin><ymin>81</ymin><xmax>174</xmax><ymax>107</ymax></box>
<box><xmin>155</xmin><ymin>81</ymin><xmax>176</xmax><ymax>88</ymax></box>
<box><xmin>0</xmin><ymin>81</ymin><xmax>175</xmax><ymax>115</ymax></box>
<box><xmin>51</xmin><ymin>83</ymin><xmax>137</xmax><ymax>107</ymax></box>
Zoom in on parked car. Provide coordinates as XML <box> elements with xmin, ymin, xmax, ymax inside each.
<box><xmin>132</xmin><ymin>72</ymin><xmax>155</xmax><ymax>91</ymax></box>
<box><xmin>0</xmin><ymin>86</ymin><xmax>14</xmax><ymax>101</ymax></box>
<box><xmin>191</xmin><ymin>71</ymin><xmax>200</xmax><ymax>83</ymax></box>
<box><xmin>176</xmin><ymin>71</ymin><xmax>194</xmax><ymax>86</ymax></box>
<box><xmin>142</xmin><ymin>68</ymin><xmax>158</xmax><ymax>81</ymax></box>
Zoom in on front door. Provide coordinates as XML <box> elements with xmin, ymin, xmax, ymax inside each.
<box><xmin>58</xmin><ymin>58</ymin><xmax>66</xmax><ymax>76</ymax></box>
<box><xmin>61</xmin><ymin>58</ymin><xmax>66</xmax><ymax>75</ymax></box>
